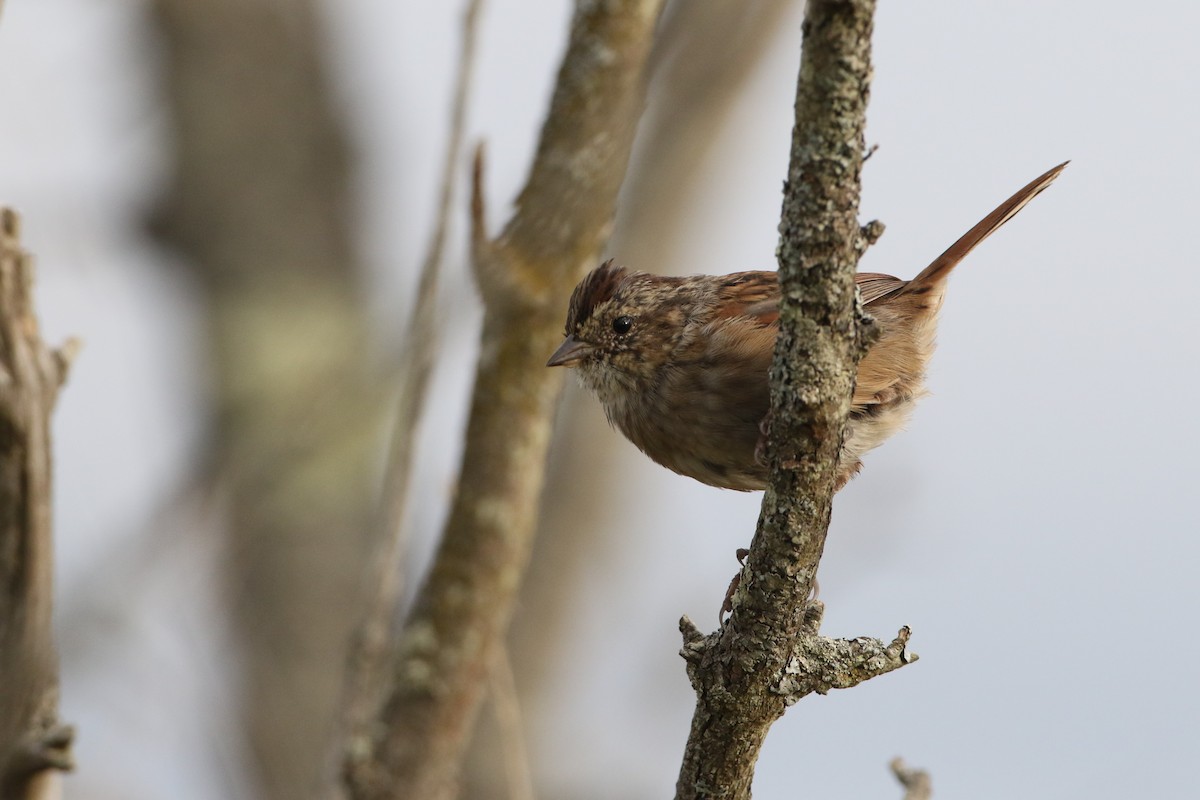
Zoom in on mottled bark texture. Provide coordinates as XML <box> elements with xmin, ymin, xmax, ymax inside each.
<box><xmin>341</xmin><ymin>2</ymin><xmax>666</xmax><ymax>799</ymax></box>
<box><xmin>148</xmin><ymin>1</ymin><xmax>378</xmax><ymax>798</ymax></box>
<box><xmin>0</xmin><ymin>210</ymin><xmax>77</xmax><ymax>799</ymax></box>
<box><xmin>675</xmin><ymin>2</ymin><xmax>916</xmax><ymax>798</ymax></box>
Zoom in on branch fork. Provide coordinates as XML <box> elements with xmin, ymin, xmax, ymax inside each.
<box><xmin>679</xmin><ymin>607</ymin><xmax>916</xmax><ymax>706</ymax></box>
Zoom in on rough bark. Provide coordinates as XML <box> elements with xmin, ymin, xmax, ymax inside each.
<box><xmin>674</xmin><ymin>2</ymin><xmax>916</xmax><ymax>798</ymax></box>
<box><xmin>0</xmin><ymin>209</ymin><xmax>77</xmax><ymax>799</ymax></box>
<box><xmin>148</xmin><ymin>0</ymin><xmax>378</xmax><ymax>797</ymax></box>
<box><xmin>340</xmin><ymin>2</ymin><xmax>667</xmax><ymax>798</ymax></box>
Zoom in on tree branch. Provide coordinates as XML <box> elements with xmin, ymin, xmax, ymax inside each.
<box><xmin>890</xmin><ymin>758</ymin><xmax>932</xmax><ymax>800</ymax></box>
<box><xmin>341</xmin><ymin>0</ymin><xmax>483</xmax><ymax>753</ymax></box>
<box><xmin>488</xmin><ymin>645</ymin><xmax>535</xmax><ymax>800</ymax></box>
<box><xmin>675</xmin><ymin>2</ymin><xmax>917</xmax><ymax>797</ymax></box>
<box><xmin>342</xmin><ymin>2</ymin><xmax>667</xmax><ymax>798</ymax></box>
<box><xmin>0</xmin><ymin>208</ymin><xmax>78</xmax><ymax>799</ymax></box>
<box><xmin>149</xmin><ymin>0</ymin><xmax>379</xmax><ymax>795</ymax></box>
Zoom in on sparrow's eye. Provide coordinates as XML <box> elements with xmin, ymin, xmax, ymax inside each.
<box><xmin>612</xmin><ymin>316</ymin><xmax>633</xmax><ymax>335</ymax></box>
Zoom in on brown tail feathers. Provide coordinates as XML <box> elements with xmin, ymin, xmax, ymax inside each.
<box><xmin>905</xmin><ymin>161</ymin><xmax>1068</xmax><ymax>293</ymax></box>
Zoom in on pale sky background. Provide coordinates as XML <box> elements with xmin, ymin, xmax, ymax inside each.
<box><xmin>0</xmin><ymin>1</ymin><xmax>1197</xmax><ymax>798</ymax></box>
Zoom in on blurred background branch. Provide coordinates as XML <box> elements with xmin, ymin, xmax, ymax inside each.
<box><xmin>0</xmin><ymin>209</ymin><xmax>76</xmax><ymax>799</ymax></box>
<box><xmin>148</xmin><ymin>0</ymin><xmax>379</xmax><ymax>797</ymax></box>
<box><xmin>340</xmin><ymin>0</ymin><xmax>483</xmax><ymax>756</ymax></box>
<box><xmin>891</xmin><ymin>758</ymin><xmax>932</xmax><ymax>800</ymax></box>
<box><xmin>341</xmin><ymin>2</ymin><xmax>666</xmax><ymax>798</ymax></box>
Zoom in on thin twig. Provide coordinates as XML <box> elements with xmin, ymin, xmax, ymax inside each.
<box><xmin>378</xmin><ymin>0</ymin><xmax>483</xmax><ymax>552</ymax></box>
<box><xmin>489</xmin><ymin>645</ymin><xmax>536</xmax><ymax>800</ymax></box>
<box><xmin>342</xmin><ymin>0</ymin><xmax>484</xmax><ymax>746</ymax></box>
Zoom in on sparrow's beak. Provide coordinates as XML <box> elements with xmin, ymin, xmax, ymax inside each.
<box><xmin>546</xmin><ymin>335</ymin><xmax>593</xmax><ymax>367</ymax></box>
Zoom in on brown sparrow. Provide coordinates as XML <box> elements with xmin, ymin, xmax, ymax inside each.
<box><xmin>548</xmin><ymin>163</ymin><xmax>1066</xmax><ymax>491</ymax></box>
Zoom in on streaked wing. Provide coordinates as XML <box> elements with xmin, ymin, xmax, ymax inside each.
<box><xmin>713</xmin><ymin>271</ymin><xmax>779</xmax><ymax>325</ymax></box>
<box><xmin>711</xmin><ymin>271</ymin><xmax>909</xmax><ymax>322</ymax></box>
<box><xmin>708</xmin><ymin>270</ymin><xmax>914</xmax><ymax>411</ymax></box>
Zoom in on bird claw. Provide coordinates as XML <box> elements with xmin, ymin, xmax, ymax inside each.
<box><xmin>754</xmin><ymin>412</ymin><xmax>774</xmax><ymax>466</ymax></box>
<box><xmin>720</xmin><ymin>549</ymin><xmax>752</xmax><ymax>620</ymax></box>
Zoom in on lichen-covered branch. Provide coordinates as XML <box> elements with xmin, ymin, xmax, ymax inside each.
<box><xmin>341</xmin><ymin>2</ymin><xmax>667</xmax><ymax>799</ymax></box>
<box><xmin>674</xmin><ymin>2</ymin><xmax>917</xmax><ymax>797</ymax></box>
<box><xmin>0</xmin><ymin>209</ymin><xmax>77</xmax><ymax>799</ymax></box>
<box><xmin>774</xmin><ymin>608</ymin><xmax>912</xmax><ymax>703</ymax></box>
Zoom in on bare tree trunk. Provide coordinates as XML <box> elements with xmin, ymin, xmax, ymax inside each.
<box><xmin>675</xmin><ymin>2</ymin><xmax>915</xmax><ymax>796</ymax></box>
<box><xmin>148</xmin><ymin>1</ymin><xmax>379</xmax><ymax>797</ymax></box>
<box><xmin>341</xmin><ymin>2</ymin><xmax>667</xmax><ymax>798</ymax></box>
<box><xmin>0</xmin><ymin>209</ymin><xmax>77</xmax><ymax>800</ymax></box>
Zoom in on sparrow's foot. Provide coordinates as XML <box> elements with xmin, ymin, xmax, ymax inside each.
<box><xmin>720</xmin><ymin>548</ymin><xmax>751</xmax><ymax>620</ymax></box>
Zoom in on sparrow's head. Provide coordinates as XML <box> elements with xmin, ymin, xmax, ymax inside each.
<box><xmin>547</xmin><ymin>260</ymin><xmax>688</xmax><ymax>396</ymax></box>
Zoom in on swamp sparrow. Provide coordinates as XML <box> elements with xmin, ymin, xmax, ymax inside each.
<box><xmin>548</xmin><ymin>163</ymin><xmax>1066</xmax><ymax>491</ymax></box>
